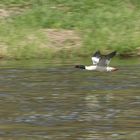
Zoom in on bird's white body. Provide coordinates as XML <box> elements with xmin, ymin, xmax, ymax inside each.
<box><xmin>85</xmin><ymin>65</ymin><xmax>96</xmax><ymax>70</ymax></box>
<box><xmin>85</xmin><ymin>65</ymin><xmax>117</xmax><ymax>72</ymax></box>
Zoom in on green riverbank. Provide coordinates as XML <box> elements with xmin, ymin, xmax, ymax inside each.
<box><xmin>0</xmin><ymin>0</ymin><xmax>140</xmax><ymax>59</ymax></box>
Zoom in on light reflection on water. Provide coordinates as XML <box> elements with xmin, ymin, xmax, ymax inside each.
<box><xmin>0</xmin><ymin>59</ymin><xmax>139</xmax><ymax>140</ymax></box>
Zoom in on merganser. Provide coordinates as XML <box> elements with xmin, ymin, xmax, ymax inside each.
<box><xmin>75</xmin><ymin>51</ymin><xmax>118</xmax><ymax>72</ymax></box>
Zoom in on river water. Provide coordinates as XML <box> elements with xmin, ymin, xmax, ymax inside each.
<box><xmin>0</xmin><ymin>59</ymin><xmax>139</xmax><ymax>140</ymax></box>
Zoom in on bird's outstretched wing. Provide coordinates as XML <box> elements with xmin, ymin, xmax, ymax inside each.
<box><xmin>91</xmin><ymin>51</ymin><xmax>101</xmax><ymax>65</ymax></box>
<box><xmin>97</xmin><ymin>51</ymin><xmax>117</xmax><ymax>67</ymax></box>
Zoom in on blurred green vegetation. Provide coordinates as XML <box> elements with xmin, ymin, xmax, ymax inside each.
<box><xmin>0</xmin><ymin>0</ymin><xmax>140</xmax><ymax>59</ymax></box>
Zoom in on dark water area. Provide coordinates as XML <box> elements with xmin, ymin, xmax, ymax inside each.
<box><xmin>0</xmin><ymin>59</ymin><xmax>139</xmax><ymax>140</ymax></box>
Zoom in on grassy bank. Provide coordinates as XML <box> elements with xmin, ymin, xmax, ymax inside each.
<box><xmin>0</xmin><ymin>0</ymin><xmax>140</xmax><ymax>59</ymax></box>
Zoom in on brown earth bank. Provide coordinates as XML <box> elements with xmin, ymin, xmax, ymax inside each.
<box><xmin>0</xmin><ymin>28</ymin><xmax>140</xmax><ymax>59</ymax></box>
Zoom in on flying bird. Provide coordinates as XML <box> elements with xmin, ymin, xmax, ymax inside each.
<box><xmin>75</xmin><ymin>51</ymin><xmax>118</xmax><ymax>72</ymax></box>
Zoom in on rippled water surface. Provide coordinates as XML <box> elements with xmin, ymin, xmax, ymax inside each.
<box><xmin>0</xmin><ymin>59</ymin><xmax>139</xmax><ymax>140</ymax></box>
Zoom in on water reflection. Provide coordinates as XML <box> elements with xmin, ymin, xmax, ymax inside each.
<box><xmin>0</xmin><ymin>59</ymin><xmax>139</xmax><ymax>139</ymax></box>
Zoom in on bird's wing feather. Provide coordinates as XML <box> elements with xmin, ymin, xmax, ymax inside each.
<box><xmin>106</xmin><ymin>51</ymin><xmax>116</xmax><ymax>59</ymax></box>
<box><xmin>91</xmin><ymin>51</ymin><xmax>101</xmax><ymax>65</ymax></box>
<box><xmin>97</xmin><ymin>57</ymin><xmax>108</xmax><ymax>67</ymax></box>
<box><xmin>97</xmin><ymin>51</ymin><xmax>117</xmax><ymax>67</ymax></box>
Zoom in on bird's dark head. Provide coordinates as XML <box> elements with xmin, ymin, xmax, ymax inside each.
<box><xmin>75</xmin><ymin>65</ymin><xmax>85</xmax><ymax>69</ymax></box>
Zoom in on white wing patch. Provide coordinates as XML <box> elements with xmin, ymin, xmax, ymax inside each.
<box><xmin>91</xmin><ymin>57</ymin><xmax>100</xmax><ymax>65</ymax></box>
